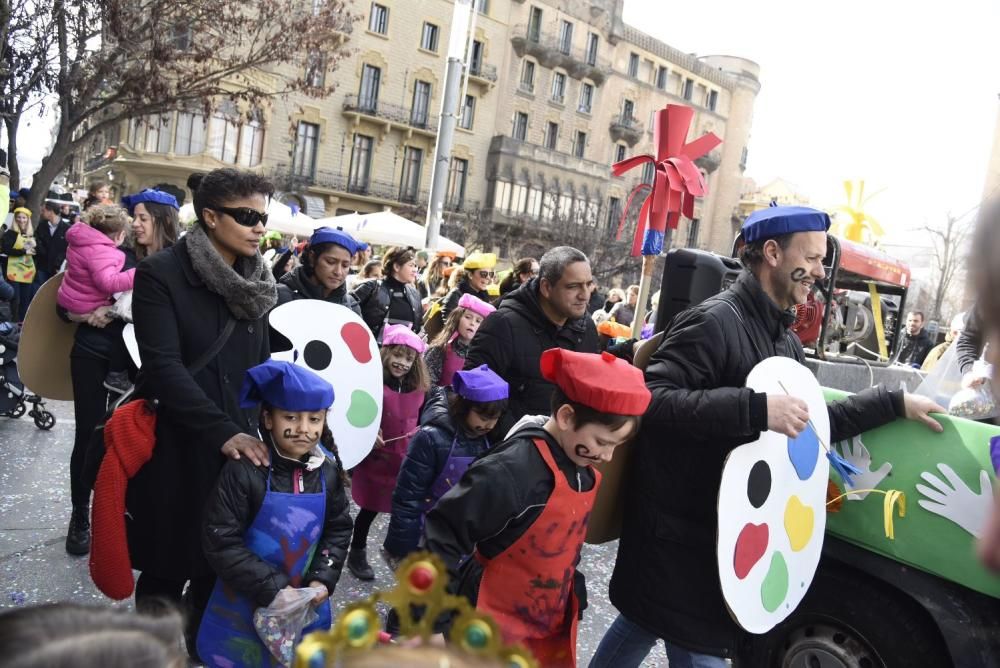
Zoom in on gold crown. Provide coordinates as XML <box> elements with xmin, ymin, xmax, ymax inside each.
<box><xmin>294</xmin><ymin>552</ymin><xmax>538</xmax><ymax>667</ymax></box>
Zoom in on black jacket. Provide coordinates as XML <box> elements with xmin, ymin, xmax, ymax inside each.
<box><xmin>126</xmin><ymin>236</ymin><xmax>270</xmax><ymax>579</ymax></box>
<box><xmin>383</xmin><ymin>390</ymin><xmax>492</xmax><ymax>557</ymax></box>
<box><xmin>202</xmin><ymin>445</ymin><xmax>352</xmax><ymax>606</ymax></box>
<box><xmin>423</xmin><ymin>427</ymin><xmax>590</xmax><ymax>614</ymax></box>
<box><xmin>441</xmin><ymin>279</ymin><xmax>490</xmax><ymax>320</ymax></box>
<box><xmin>351</xmin><ymin>276</ymin><xmax>422</xmax><ymax>340</ymax></box>
<box><xmin>609</xmin><ymin>271</ymin><xmax>905</xmax><ymax>657</ymax></box>
<box><xmin>275</xmin><ymin>266</ymin><xmax>361</xmax><ymax>315</ymax></box>
<box><xmin>893</xmin><ymin>328</ymin><xmax>934</xmax><ymax>367</ymax></box>
<box><xmin>463</xmin><ymin>278</ymin><xmax>599</xmax><ymax>434</ymax></box>
<box><xmin>955</xmin><ymin>306</ymin><xmax>984</xmax><ymax>374</ymax></box>
<box><xmin>34</xmin><ymin>218</ymin><xmax>70</xmax><ymax>275</ymax></box>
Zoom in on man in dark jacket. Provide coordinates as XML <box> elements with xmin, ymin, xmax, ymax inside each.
<box><xmin>593</xmin><ymin>206</ymin><xmax>945</xmax><ymax>667</ymax></box>
<box><xmin>464</xmin><ymin>246</ymin><xmax>599</xmax><ymax>435</ymax></box>
<box><xmin>34</xmin><ymin>201</ymin><xmax>70</xmax><ymax>283</ymax></box>
<box><xmin>892</xmin><ymin>310</ymin><xmax>934</xmax><ymax>367</ymax></box>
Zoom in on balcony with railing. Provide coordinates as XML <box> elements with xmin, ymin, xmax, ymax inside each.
<box><xmin>444</xmin><ymin>196</ymin><xmax>481</xmax><ymax>213</ymax></box>
<box><xmin>489</xmin><ymin>135</ymin><xmax>611</xmax><ymax>181</ymax></box>
<box><xmin>272</xmin><ymin>163</ymin><xmax>430</xmax><ymax>207</ymax></box>
<box><xmin>510</xmin><ymin>25</ymin><xmax>612</xmax><ymax>86</ymax></box>
<box><xmin>609</xmin><ymin>115</ymin><xmax>644</xmax><ymax>147</ymax></box>
<box><xmin>468</xmin><ymin>62</ymin><xmax>498</xmax><ymax>86</ymax></box>
<box><xmin>342</xmin><ymin>94</ymin><xmax>438</xmax><ymax>138</ymax></box>
<box><xmin>695</xmin><ymin>149</ymin><xmax>723</xmax><ymax>174</ymax></box>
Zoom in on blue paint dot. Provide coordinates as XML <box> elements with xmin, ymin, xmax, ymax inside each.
<box><xmin>787</xmin><ymin>424</ymin><xmax>819</xmax><ymax>480</ymax></box>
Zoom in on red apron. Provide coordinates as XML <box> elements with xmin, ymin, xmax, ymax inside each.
<box><xmin>475</xmin><ymin>438</ymin><xmax>600</xmax><ymax>667</ymax></box>
<box><xmin>351</xmin><ymin>386</ymin><xmax>425</xmax><ymax>512</ymax></box>
<box><xmin>439</xmin><ymin>338</ymin><xmax>465</xmax><ymax>387</ymax></box>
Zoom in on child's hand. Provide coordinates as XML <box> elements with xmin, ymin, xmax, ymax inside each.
<box><xmin>307</xmin><ymin>581</ymin><xmax>329</xmax><ymax>605</ymax></box>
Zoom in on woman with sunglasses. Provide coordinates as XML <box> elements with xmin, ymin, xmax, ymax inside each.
<box><xmin>122</xmin><ymin>168</ymin><xmax>276</xmax><ymax>659</ymax></box>
<box><xmin>439</xmin><ymin>252</ymin><xmax>497</xmax><ymax>323</ymax></box>
<box><xmin>498</xmin><ymin>257</ymin><xmax>539</xmax><ymax>298</ymax></box>
<box><xmin>352</xmin><ymin>245</ymin><xmax>423</xmax><ymax>341</ymax></box>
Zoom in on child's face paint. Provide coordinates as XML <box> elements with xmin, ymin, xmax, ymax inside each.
<box><xmin>386</xmin><ymin>347</ymin><xmax>417</xmax><ymax>379</ymax></box>
<box><xmin>263</xmin><ymin>409</ymin><xmax>327</xmax><ymax>459</ymax></box>
<box><xmin>554</xmin><ymin>406</ymin><xmax>635</xmax><ymax>467</ymax></box>
<box><xmin>464</xmin><ymin>407</ymin><xmax>499</xmax><ymax>436</ymax></box>
<box><xmin>457</xmin><ymin>309</ymin><xmax>484</xmax><ymax>343</ymax></box>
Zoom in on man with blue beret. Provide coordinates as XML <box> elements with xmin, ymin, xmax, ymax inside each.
<box><xmin>592</xmin><ymin>205</ymin><xmax>946</xmax><ymax>667</ymax></box>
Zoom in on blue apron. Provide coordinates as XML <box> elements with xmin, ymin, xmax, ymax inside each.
<box><xmin>197</xmin><ymin>463</ymin><xmax>332</xmax><ymax>667</ymax></box>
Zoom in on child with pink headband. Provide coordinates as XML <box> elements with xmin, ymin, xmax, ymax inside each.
<box><xmin>423</xmin><ymin>293</ymin><xmax>495</xmax><ymax>387</ymax></box>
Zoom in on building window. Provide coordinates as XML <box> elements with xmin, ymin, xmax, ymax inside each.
<box><xmin>551</xmin><ymin>72</ymin><xmax>566</xmax><ymax>103</ymax></box>
<box><xmin>420</xmin><ymin>22</ymin><xmax>439</xmax><ymax>51</ymax></box>
<box><xmin>174</xmin><ymin>111</ymin><xmax>206</xmax><ymax>155</ymax></box>
<box><xmin>656</xmin><ymin>65</ymin><xmax>668</xmax><ymax>90</ymax></box>
<box><xmin>707</xmin><ymin>90</ymin><xmax>718</xmax><ymax>112</ymax></box>
<box><xmin>686</xmin><ymin>218</ymin><xmax>701</xmax><ymax>247</ymax></box>
<box><xmin>475</xmin><ymin>0</ymin><xmax>489</xmax><ymax>14</ymax></box>
<box><xmin>305</xmin><ymin>50</ymin><xmax>325</xmax><ymax>88</ymax></box>
<box><xmin>527</xmin><ymin>7</ymin><xmax>542</xmax><ymax>42</ymax></box>
<box><xmin>209</xmin><ymin>105</ymin><xmax>240</xmax><ymax>164</ymax></box>
<box><xmin>541</xmin><ymin>191</ymin><xmax>557</xmax><ymax>220</ymax></box>
<box><xmin>578</xmin><ymin>82</ymin><xmax>594</xmax><ymax>113</ymax></box>
<box><xmin>348</xmin><ymin>133</ymin><xmax>373</xmax><ymax>192</ymax></box>
<box><xmin>558</xmin><ymin>20</ymin><xmax>573</xmax><ymax>55</ymax></box>
<box><xmin>292</xmin><ymin>121</ymin><xmax>319</xmax><ymax>178</ymax></box>
<box><xmin>621</xmin><ymin>98</ymin><xmax>635</xmax><ymax>123</ymax></box>
<box><xmin>143</xmin><ymin>114</ymin><xmax>172</xmax><ymax>154</ymax></box>
<box><xmin>470</xmin><ymin>40</ymin><xmax>484</xmax><ymax>75</ymax></box>
<box><xmin>459</xmin><ymin>95</ymin><xmax>475</xmax><ymax>129</ymax></box>
<box><xmin>572</xmin><ymin>131</ymin><xmax>586</xmax><ymax>158</ymax></box>
<box><xmin>683</xmin><ymin>78</ymin><xmax>694</xmax><ymax>101</ymax></box>
<box><xmin>628</xmin><ymin>52</ymin><xmax>639</xmax><ymax>78</ymax></box>
<box><xmin>448</xmin><ymin>158</ymin><xmax>468</xmax><ymax>207</ymax></box>
<box><xmin>526</xmin><ymin>187</ymin><xmax>541</xmax><ymax>217</ymax></box>
<box><xmin>585</xmin><ymin>32</ymin><xmax>599</xmax><ymax>66</ymax></box>
<box><xmin>411</xmin><ymin>80</ymin><xmax>431</xmax><ymax>127</ymax></box>
<box><xmin>511</xmin><ymin>183</ymin><xmax>528</xmax><ymax>213</ymax></box>
<box><xmin>238</xmin><ymin>113</ymin><xmax>265</xmax><ymax>167</ymax></box>
<box><xmin>359</xmin><ymin>64</ymin><xmax>381</xmax><ymax>112</ymax></box>
<box><xmin>607</xmin><ymin>196</ymin><xmax>622</xmax><ymax>230</ymax></box>
<box><xmin>641</xmin><ymin>161</ymin><xmax>655</xmax><ymax>185</ymax></box>
<box><xmin>170</xmin><ymin>21</ymin><xmax>193</xmax><ymax>50</ymax></box>
<box><xmin>544</xmin><ymin>121</ymin><xmax>558</xmax><ymax>150</ymax></box>
<box><xmin>615</xmin><ymin>143</ymin><xmax>627</xmax><ymax>163</ymax></box>
<box><xmin>558</xmin><ymin>194</ymin><xmax>573</xmax><ymax>221</ymax></box>
<box><xmin>512</xmin><ymin>112</ymin><xmax>528</xmax><ymax>141</ymax></box>
<box><xmin>493</xmin><ymin>180</ymin><xmax>511</xmax><ymax>212</ymax></box>
<box><xmin>399</xmin><ymin>146</ymin><xmax>423</xmax><ymax>202</ymax></box>
<box><xmin>520</xmin><ymin>60</ymin><xmax>535</xmax><ymax>92</ymax></box>
<box><xmin>369</xmin><ymin>2</ymin><xmax>388</xmax><ymax>34</ymax></box>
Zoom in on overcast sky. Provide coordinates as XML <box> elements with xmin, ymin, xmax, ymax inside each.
<box><xmin>623</xmin><ymin>0</ymin><xmax>1000</xmax><ymax>239</ymax></box>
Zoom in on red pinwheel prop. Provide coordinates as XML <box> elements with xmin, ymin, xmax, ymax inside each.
<box><xmin>612</xmin><ymin>105</ymin><xmax>721</xmax><ymax>257</ymax></box>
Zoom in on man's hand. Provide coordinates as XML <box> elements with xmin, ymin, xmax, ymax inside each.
<box><xmin>307</xmin><ymin>580</ymin><xmax>330</xmax><ymax>605</ymax></box>
<box><xmin>766</xmin><ymin>394</ymin><xmax>809</xmax><ymax>438</ymax></box>
<box><xmin>962</xmin><ymin>373</ymin><xmax>989</xmax><ymax>389</ymax></box>
<box><xmin>978</xmin><ymin>493</ymin><xmax>1000</xmax><ymax>573</ymax></box>
<box><xmin>86</xmin><ymin>305</ymin><xmax>114</xmax><ymax>328</ymax></box>
<box><xmin>221</xmin><ymin>433</ymin><xmax>270</xmax><ymax>466</ymax></box>
<box><xmin>903</xmin><ymin>393</ymin><xmax>945</xmax><ymax>432</ymax></box>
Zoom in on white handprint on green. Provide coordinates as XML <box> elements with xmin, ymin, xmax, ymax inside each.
<box><xmin>916</xmin><ymin>464</ymin><xmax>993</xmax><ymax>538</ymax></box>
<box><xmin>835</xmin><ymin>436</ymin><xmax>892</xmax><ymax>500</ymax></box>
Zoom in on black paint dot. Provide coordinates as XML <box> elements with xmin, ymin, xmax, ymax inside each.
<box><xmin>747</xmin><ymin>460</ymin><xmax>771</xmax><ymax>509</ymax></box>
<box><xmin>303</xmin><ymin>340</ymin><xmax>332</xmax><ymax>371</ymax></box>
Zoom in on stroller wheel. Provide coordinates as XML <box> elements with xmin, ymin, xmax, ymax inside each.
<box><xmin>33</xmin><ymin>411</ymin><xmax>55</xmax><ymax>430</ymax></box>
<box><xmin>8</xmin><ymin>402</ymin><xmax>26</xmax><ymax>419</ymax></box>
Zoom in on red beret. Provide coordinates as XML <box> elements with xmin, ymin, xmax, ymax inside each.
<box><xmin>540</xmin><ymin>349</ymin><xmax>651</xmax><ymax>416</ymax></box>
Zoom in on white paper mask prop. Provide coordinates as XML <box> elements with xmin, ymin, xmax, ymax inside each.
<box><xmin>716</xmin><ymin>357</ymin><xmax>831</xmax><ymax>633</ymax></box>
<box><xmin>269</xmin><ymin>301</ymin><xmax>382</xmax><ymax>469</ymax></box>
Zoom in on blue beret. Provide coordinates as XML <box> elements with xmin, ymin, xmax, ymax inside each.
<box><xmin>239</xmin><ymin>360</ymin><xmax>334</xmax><ymax>411</ymax></box>
<box><xmin>120</xmin><ymin>189</ymin><xmax>180</xmax><ymax>216</ymax></box>
<box><xmin>309</xmin><ymin>227</ymin><xmax>362</xmax><ymax>256</ymax></box>
<box><xmin>741</xmin><ymin>205</ymin><xmax>831</xmax><ymax>244</ymax></box>
<box><xmin>453</xmin><ymin>365</ymin><xmax>509</xmax><ymax>402</ymax></box>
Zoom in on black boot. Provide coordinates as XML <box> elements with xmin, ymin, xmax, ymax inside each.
<box><xmin>65</xmin><ymin>504</ymin><xmax>91</xmax><ymax>556</ymax></box>
<box><xmin>347</xmin><ymin>547</ymin><xmax>375</xmax><ymax>581</ymax></box>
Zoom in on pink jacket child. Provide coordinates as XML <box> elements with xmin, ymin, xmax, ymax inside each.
<box><xmin>57</xmin><ymin>222</ymin><xmax>135</xmax><ymax>314</ymax></box>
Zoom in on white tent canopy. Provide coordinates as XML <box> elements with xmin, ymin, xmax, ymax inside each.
<box><xmin>336</xmin><ymin>210</ymin><xmax>465</xmax><ymax>255</ymax></box>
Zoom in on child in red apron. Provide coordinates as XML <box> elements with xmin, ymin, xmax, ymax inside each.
<box><xmin>198</xmin><ymin>360</ymin><xmax>353</xmax><ymax>668</ymax></box>
<box><xmin>423</xmin><ymin>293</ymin><xmax>495</xmax><ymax>387</ymax></box>
<box><xmin>349</xmin><ymin>324</ymin><xmax>429</xmax><ymax>580</ymax></box>
<box><xmin>425</xmin><ymin>349</ymin><xmax>651</xmax><ymax>667</ymax></box>
<box><xmin>382</xmin><ymin>364</ymin><xmax>509</xmax><ymax>564</ymax></box>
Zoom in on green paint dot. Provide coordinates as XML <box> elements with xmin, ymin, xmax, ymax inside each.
<box><xmin>465</xmin><ymin>624</ymin><xmax>489</xmax><ymax>649</ymax></box>
<box><xmin>347</xmin><ymin>390</ymin><xmax>378</xmax><ymax>427</ymax></box>
<box><xmin>347</xmin><ymin>615</ymin><xmax>369</xmax><ymax>640</ymax></box>
<box><xmin>760</xmin><ymin>551</ymin><xmax>789</xmax><ymax>613</ymax></box>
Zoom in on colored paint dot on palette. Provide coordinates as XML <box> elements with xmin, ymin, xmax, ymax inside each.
<box><xmin>783</xmin><ymin>495</ymin><xmax>814</xmax><ymax>552</ymax></box>
<box><xmin>346</xmin><ymin>390</ymin><xmax>379</xmax><ymax>427</ymax></box>
<box><xmin>747</xmin><ymin>460</ymin><xmax>771</xmax><ymax>509</ymax></box>
<box><xmin>734</xmin><ymin>522</ymin><xmax>768</xmax><ymax>580</ymax></box>
<box><xmin>760</xmin><ymin>551</ymin><xmax>789</xmax><ymax>612</ymax></box>
<box><xmin>341</xmin><ymin>322</ymin><xmax>374</xmax><ymax>363</ymax></box>
<box><xmin>787</xmin><ymin>423</ymin><xmax>820</xmax><ymax>480</ymax></box>
<box><xmin>303</xmin><ymin>340</ymin><xmax>332</xmax><ymax>371</ymax></box>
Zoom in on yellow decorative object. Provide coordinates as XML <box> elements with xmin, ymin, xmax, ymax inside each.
<box><xmin>883</xmin><ymin>490</ymin><xmax>906</xmax><ymax>540</ymax></box>
<box><xmin>294</xmin><ymin>552</ymin><xmax>538</xmax><ymax>667</ymax></box>
<box><xmin>831</xmin><ymin>180</ymin><xmax>886</xmax><ymax>245</ymax></box>
<box><xmin>867</xmin><ymin>282</ymin><xmax>889</xmax><ymax>361</ymax></box>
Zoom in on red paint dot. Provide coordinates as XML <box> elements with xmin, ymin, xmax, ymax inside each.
<box><xmin>341</xmin><ymin>322</ymin><xmax>373</xmax><ymax>363</ymax></box>
<box><xmin>409</xmin><ymin>565</ymin><xmax>435</xmax><ymax>592</ymax></box>
<box><xmin>734</xmin><ymin>522</ymin><xmax>769</xmax><ymax>580</ymax></box>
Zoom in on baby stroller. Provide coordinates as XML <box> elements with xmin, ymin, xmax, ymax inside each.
<box><xmin>0</xmin><ymin>322</ymin><xmax>56</xmax><ymax>430</ymax></box>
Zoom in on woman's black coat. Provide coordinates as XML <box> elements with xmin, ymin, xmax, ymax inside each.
<box><xmin>126</xmin><ymin>236</ymin><xmax>270</xmax><ymax>580</ymax></box>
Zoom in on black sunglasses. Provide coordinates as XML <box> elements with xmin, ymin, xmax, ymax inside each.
<box><xmin>208</xmin><ymin>206</ymin><xmax>269</xmax><ymax>228</ymax></box>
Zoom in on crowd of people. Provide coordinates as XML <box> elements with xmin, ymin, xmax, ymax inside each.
<box><xmin>6</xmin><ymin>164</ymin><xmax>1000</xmax><ymax>668</ymax></box>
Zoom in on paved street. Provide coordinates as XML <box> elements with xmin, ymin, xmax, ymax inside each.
<box><xmin>0</xmin><ymin>399</ymin><xmax>667</xmax><ymax>666</ymax></box>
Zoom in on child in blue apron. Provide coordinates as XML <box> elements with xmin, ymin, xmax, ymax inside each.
<box><xmin>382</xmin><ymin>365</ymin><xmax>509</xmax><ymax>563</ymax></box>
<box><xmin>198</xmin><ymin>360</ymin><xmax>353</xmax><ymax>667</ymax></box>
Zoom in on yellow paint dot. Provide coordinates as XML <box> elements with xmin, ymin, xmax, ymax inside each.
<box><xmin>784</xmin><ymin>495</ymin><xmax>814</xmax><ymax>552</ymax></box>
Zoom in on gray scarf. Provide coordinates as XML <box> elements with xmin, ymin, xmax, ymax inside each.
<box><xmin>185</xmin><ymin>224</ymin><xmax>277</xmax><ymax>320</ymax></box>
